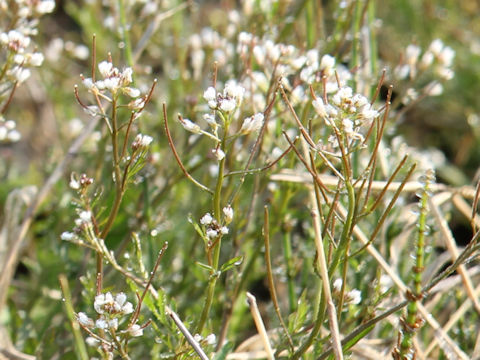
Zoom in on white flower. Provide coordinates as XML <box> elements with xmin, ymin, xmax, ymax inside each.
<box><xmin>203</xmin><ymin>114</ymin><xmax>217</xmax><ymax>127</ymax></box>
<box><xmin>220</xmin><ymin>226</ymin><xmax>229</xmax><ymax>235</ymax></box>
<box><xmin>223</xmin><ymin>81</ymin><xmax>245</xmax><ymax>101</ymax></box>
<box><xmin>312</xmin><ymin>98</ymin><xmax>327</xmax><ymax>118</ymax></box>
<box><xmin>347</xmin><ymin>289</ymin><xmax>362</xmax><ymax>305</ymax></box>
<box><xmin>223</xmin><ymin>205</ymin><xmax>233</xmax><ymax>223</ymax></box>
<box><xmin>212</xmin><ymin>148</ymin><xmax>225</xmax><ymax>161</ymax></box>
<box><xmin>121</xmin><ymin>67</ymin><xmax>133</xmax><ymax>84</ymax></box>
<box><xmin>429</xmin><ymin>39</ymin><xmax>444</xmax><ymax>56</ymax></box>
<box><xmin>333</xmin><ymin>278</ymin><xmax>342</xmax><ymax>292</ymax></box>
<box><xmin>205</xmin><ymin>334</ymin><xmax>216</xmax><ymax>345</ymax></box>
<box><xmin>7</xmin><ymin>130</ymin><xmax>21</xmax><ymax>142</ymax></box>
<box><xmin>180</xmin><ymin>118</ymin><xmax>202</xmax><ymax>134</ymax></box>
<box><xmin>123</xmin><ymin>87</ymin><xmax>141</xmax><ymax>98</ymax></box>
<box><xmin>200</xmin><ymin>213</ymin><xmax>213</xmax><ymax>225</ymax></box>
<box><xmin>240</xmin><ymin>113</ymin><xmax>264</xmax><ymax>134</ymax></box>
<box><xmin>194</xmin><ymin>334</ymin><xmax>203</xmax><ymax>342</ymax></box>
<box><xmin>61</xmin><ymin>232</ymin><xmax>76</xmax><ymax>241</ymax></box>
<box><xmin>204</xmin><ymin>87</ymin><xmax>216</xmax><ymax>102</ymax></box>
<box><xmin>405</xmin><ymin>44</ymin><xmax>421</xmax><ymax>64</ymax></box>
<box><xmin>98</xmin><ymin>61</ymin><xmax>113</xmax><ymax>77</ymax></box>
<box><xmin>134</xmin><ymin>134</ymin><xmax>153</xmax><ymax>147</ymax></box>
<box><xmin>94</xmin><ymin>292</ymin><xmax>113</xmax><ymax>314</ymax></box>
<box><xmin>77</xmin><ymin>312</ymin><xmax>93</xmax><ymax>327</ymax></box>
<box><xmin>320</xmin><ymin>54</ymin><xmax>335</xmax><ymax>75</ymax></box>
<box><xmin>425</xmin><ymin>82</ymin><xmax>443</xmax><ymax>96</ymax></box>
<box><xmin>206</xmin><ymin>228</ymin><xmax>218</xmax><ymax>239</ymax></box>
<box><xmin>29</xmin><ymin>53</ymin><xmax>44</xmax><ymax>66</ymax></box>
<box><xmin>129</xmin><ymin>324</ymin><xmax>144</xmax><ymax>337</ymax></box>
<box><xmin>219</xmin><ymin>98</ymin><xmax>236</xmax><ymax>112</ymax></box>
<box><xmin>95</xmin><ymin>318</ymin><xmax>108</xmax><ymax>329</ymax></box>
<box><xmin>36</xmin><ymin>0</ymin><xmax>55</xmax><ymax>13</ymax></box>
<box><xmin>79</xmin><ymin>211</ymin><xmax>92</xmax><ymax>223</ymax></box>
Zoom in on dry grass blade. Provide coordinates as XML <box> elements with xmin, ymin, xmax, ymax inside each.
<box><xmin>246</xmin><ymin>292</ymin><xmax>275</xmax><ymax>360</ymax></box>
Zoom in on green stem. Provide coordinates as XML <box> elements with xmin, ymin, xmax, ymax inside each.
<box><xmin>397</xmin><ymin>171</ymin><xmax>432</xmax><ymax>359</ymax></box>
<box><xmin>328</xmin><ymin>180</ymin><xmax>355</xmax><ymax>277</ymax></box>
<box><xmin>118</xmin><ymin>0</ymin><xmax>134</xmax><ymax>69</ymax></box>
<box><xmin>195</xmin><ymin>123</ymin><xmax>228</xmax><ymax>334</ymax></box>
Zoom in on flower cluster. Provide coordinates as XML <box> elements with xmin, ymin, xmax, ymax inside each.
<box><xmin>82</xmin><ymin>60</ymin><xmax>141</xmax><ymax>100</ymax></box>
<box><xmin>198</xmin><ymin>205</ymin><xmax>234</xmax><ymax>243</ymax></box>
<box><xmin>312</xmin><ymin>86</ymin><xmax>379</xmax><ymax>149</ymax></box>
<box><xmin>76</xmin><ymin>292</ymin><xmax>145</xmax><ymax>350</ymax></box>
<box><xmin>0</xmin><ymin>116</ymin><xmax>21</xmax><ymax>143</ymax></box>
<box><xmin>203</xmin><ymin>81</ymin><xmax>245</xmax><ymax>113</ymax></box>
<box><xmin>394</xmin><ymin>39</ymin><xmax>455</xmax><ymax>99</ymax></box>
<box><xmin>0</xmin><ymin>0</ymin><xmax>55</xmax><ymax>143</ymax></box>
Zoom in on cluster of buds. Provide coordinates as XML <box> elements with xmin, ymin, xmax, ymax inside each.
<box><xmin>82</xmin><ymin>60</ymin><xmax>141</xmax><ymax>100</ymax></box>
<box><xmin>69</xmin><ymin>173</ymin><xmax>94</xmax><ymax>191</ymax></box>
<box><xmin>312</xmin><ymin>86</ymin><xmax>379</xmax><ymax>149</ymax></box>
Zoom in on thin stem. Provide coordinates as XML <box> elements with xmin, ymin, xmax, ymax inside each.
<box><xmin>263</xmin><ymin>206</ymin><xmax>294</xmax><ymax>350</ymax></box>
<box><xmin>195</xmin><ymin>121</ymin><xmax>229</xmax><ymax>334</ymax></box>
<box><xmin>118</xmin><ymin>0</ymin><xmax>134</xmax><ymax>70</ymax></box>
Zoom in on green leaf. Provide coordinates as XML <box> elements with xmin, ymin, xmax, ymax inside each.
<box><xmin>220</xmin><ymin>255</ymin><xmax>244</xmax><ymax>273</ymax></box>
<box><xmin>212</xmin><ymin>341</ymin><xmax>235</xmax><ymax>360</ymax></box>
<box><xmin>195</xmin><ymin>261</ymin><xmax>214</xmax><ymax>272</ymax></box>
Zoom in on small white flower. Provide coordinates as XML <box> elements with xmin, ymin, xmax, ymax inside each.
<box><xmin>36</xmin><ymin>0</ymin><xmax>55</xmax><ymax>13</ymax></box>
<box><xmin>204</xmin><ymin>87</ymin><xmax>216</xmax><ymax>101</ymax></box>
<box><xmin>320</xmin><ymin>54</ymin><xmax>335</xmax><ymax>75</ymax></box>
<box><xmin>29</xmin><ymin>53</ymin><xmax>44</xmax><ymax>66</ymax></box>
<box><xmin>82</xmin><ymin>77</ymin><xmax>95</xmax><ymax>90</ymax></box>
<box><xmin>7</xmin><ymin>130</ymin><xmax>21</xmax><ymax>142</ymax></box>
<box><xmin>103</xmin><ymin>77</ymin><xmax>121</xmax><ymax>92</ymax></box>
<box><xmin>333</xmin><ymin>278</ymin><xmax>342</xmax><ymax>292</ymax></box>
<box><xmin>85</xmin><ymin>337</ymin><xmax>99</xmax><ymax>346</ymax></box>
<box><xmin>405</xmin><ymin>44</ymin><xmax>421</xmax><ymax>64</ymax></box>
<box><xmin>429</xmin><ymin>39</ymin><xmax>444</xmax><ymax>56</ymax></box>
<box><xmin>194</xmin><ymin>334</ymin><xmax>202</xmax><ymax>342</ymax></box>
<box><xmin>219</xmin><ymin>98</ymin><xmax>236</xmax><ymax>112</ymax></box>
<box><xmin>95</xmin><ymin>318</ymin><xmax>108</xmax><ymax>329</ymax></box>
<box><xmin>94</xmin><ymin>292</ymin><xmax>113</xmax><ymax>314</ymax></box>
<box><xmin>123</xmin><ymin>87</ymin><xmax>141</xmax><ymax>98</ymax></box>
<box><xmin>200</xmin><ymin>213</ymin><xmax>213</xmax><ymax>225</ymax></box>
<box><xmin>108</xmin><ymin>318</ymin><xmax>119</xmax><ymax>330</ymax></box>
<box><xmin>77</xmin><ymin>312</ymin><xmax>93</xmax><ymax>327</ymax></box>
<box><xmin>203</xmin><ymin>114</ymin><xmax>217</xmax><ymax>127</ymax></box>
<box><xmin>121</xmin><ymin>67</ymin><xmax>133</xmax><ymax>84</ymax></box>
<box><xmin>212</xmin><ymin>148</ymin><xmax>225</xmax><ymax>161</ymax></box>
<box><xmin>98</xmin><ymin>61</ymin><xmax>113</xmax><ymax>77</ymax></box>
<box><xmin>205</xmin><ymin>334</ymin><xmax>216</xmax><ymax>345</ymax></box>
<box><xmin>240</xmin><ymin>113</ymin><xmax>264</xmax><ymax>134</ymax></box>
<box><xmin>312</xmin><ymin>98</ymin><xmax>327</xmax><ymax>118</ymax></box>
<box><xmin>79</xmin><ymin>211</ymin><xmax>92</xmax><ymax>223</ymax></box>
<box><xmin>224</xmin><ymin>81</ymin><xmax>245</xmax><ymax>101</ymax></box>
<box><xmin>425</xmin><ymin>82</ymin><xmax>443</xmax><ymax>96</ymax></box>
<box><xmin>347</xmin><ymin>289</ymin><xmax>362</xmax><ymax>305</ymax></box>
<box><xmin>223</xmin><ymin>205</ymin><xmax>233</xmax><ymax>223</ymax></box>
<box><xmin>180</xmin><ymin>119</ymin><xmax>202</xmax><ymax>134</ymax></box>
<box><xmin>69</xmin><ymin>174</ymin><xmax>80</xmax><ymax>190</ymax></box>
<box><xmin>129</xmin><ymin>324</ymin><xmax>144</xmax><ymax>337</ymax></box>
<box><xmin>206</xmin><ymin>228</ymin><xmax>218</xmax><ymax>239</ymax></box>
<box><xmin>134</xmin><ymin>134</ymin><xmax>153</xmax><ymax>147</ymax></box>
<box><xmin>61</xmin><ymin>232</ymin><xmax>75</xmax><ymax>241</ymax></box>
<box><xmin>220</xmin><ymin>226</ymin><xmax>229</xmax><ymax>235</ymax></box>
